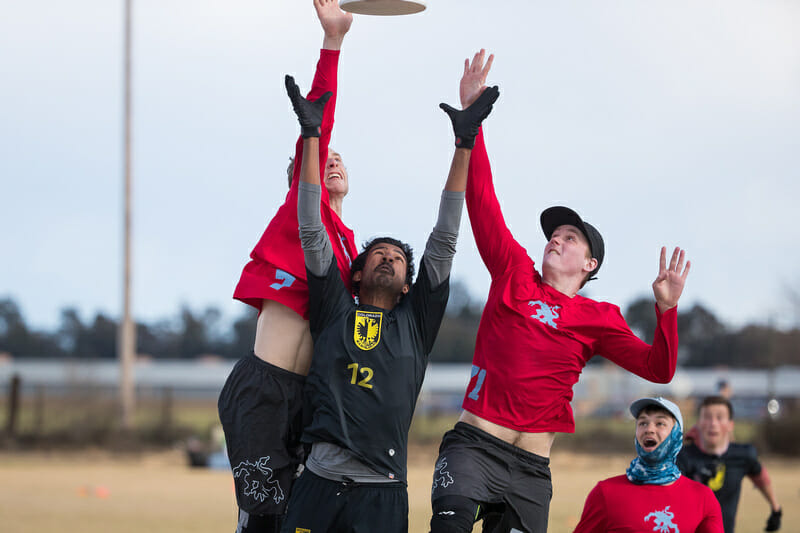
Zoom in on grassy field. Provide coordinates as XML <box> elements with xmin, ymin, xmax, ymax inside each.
<box><xmin>1</xmin><ymin>446</ymin><xmax>797</xmax><ymax>533</ymax></box>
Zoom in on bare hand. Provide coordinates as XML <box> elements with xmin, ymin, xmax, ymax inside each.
<box><xmin>652</xmin><ymin>247</ymin><xmax>691</xmax><ymax>312</ymax></box>
<box><xmin>460</xmin><ymin>49</ymin><xmax>494</xmax><ymax>109</ymax></box>
<box><xmin>315</xmin><ymin>0</ymin><xmax>352</xmax><ymax>49</ymax></box>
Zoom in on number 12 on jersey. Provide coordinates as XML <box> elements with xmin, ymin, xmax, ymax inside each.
<box><xmin>468</xmin><ymin>365</ymin><xmax>487</xmax><ymax>400</ymax></box>
<box><xmin>347</xmin><ymin>363</ymin><xmax>374</xmax><ymax>389</ymax></box>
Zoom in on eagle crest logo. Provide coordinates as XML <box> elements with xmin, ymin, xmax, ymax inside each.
<box><xmin>354</xmin><ymin>310</ymin><xmax>382</xmax><ymax>351</ymax></box>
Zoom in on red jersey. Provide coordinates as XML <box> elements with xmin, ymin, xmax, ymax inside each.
<box><xmin>462</xmin><ymin>128</ymin><xmax>679</xmax><ymax>433</ymax></box>
<box><xmin>574</xmin><ymin>474</ymin><xmax>723</xmax><ymax>533</ymax></box>
<box><xmin>234</xmin><ymin>50</ymin><xmax>358</xmax><ymax>317</ymax></box>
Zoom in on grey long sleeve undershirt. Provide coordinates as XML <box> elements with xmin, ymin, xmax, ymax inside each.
<box><xmin>298</xmin><ymin>181</ymin><xmax>464</xmax><ymax>286</ymax></box>
<box><xmin>298</xmin><ymin>181</ymin><xmax>463</xmax><ymax>482</ymax></box>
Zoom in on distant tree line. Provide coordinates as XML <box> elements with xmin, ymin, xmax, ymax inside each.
<box><xmin>1</xmin><ymin>288</ymin><xmax>798</xmax><ymax>367</ymax></box>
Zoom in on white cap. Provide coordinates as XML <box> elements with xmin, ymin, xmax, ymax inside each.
<box><xmin>630</xmin><ymin>397</ymin><xmax>683</xmax><ymax>430</ymax></box>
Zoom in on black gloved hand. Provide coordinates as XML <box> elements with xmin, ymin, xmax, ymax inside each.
<box><xmin>285</xmin><ymin>74</ymin><xmax>332</xmax><ymax>139</ymax></box>
<box><xmin>765</xmin><ymin>508</ymin><xmax>782</xmax><ymax>531</ymax></box>
<box><xmin>439</xmin><ymin>85</ymin><xmax>500</xmax><ymax>149</ymax></box>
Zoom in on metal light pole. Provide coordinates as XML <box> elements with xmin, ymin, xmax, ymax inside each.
<box><xmin>119</xmin><ymin>0</ymin><xmax>136</xmax><ymax>429</ymax></box>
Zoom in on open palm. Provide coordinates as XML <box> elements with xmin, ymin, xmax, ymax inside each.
<box><xmin>652</xmin><ymin>247</ymin><xmax>691</xmax><ymax>312</ymax></box>
<box><xmin>315</xmin><ymin>0</ymin><xmax>352</xmax><ymax>39</ymax></box>
<box><xmin>460</xmin><ymin>49</ymin><xmax>494</xmax><ymax>108</ymax></box>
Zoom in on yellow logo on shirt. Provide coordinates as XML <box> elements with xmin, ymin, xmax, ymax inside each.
<box><xmin>354</xmin><ymin>310</ymin><xmax>382</xmax><ymax>351</ymax></box>
<box><xmin>708</xmin><ymin>463</ymin><xmax>726</xmax><ymax>491</ymax></box>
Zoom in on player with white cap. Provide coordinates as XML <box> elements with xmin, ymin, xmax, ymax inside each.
<box><xmin>573</xmin><ymin>397</ymin><xmax>723</xmax><ymax>532</ymax></box>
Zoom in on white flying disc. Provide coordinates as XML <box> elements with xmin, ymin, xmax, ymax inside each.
<box><xmin>340</xmin><ymin>0</ymin><xmax>426</xmax><ymax>16</ymax></box>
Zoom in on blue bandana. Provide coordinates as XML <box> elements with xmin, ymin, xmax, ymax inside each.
<box><xmin>626</xmin><ymin>423</ymin><xmax>683</xmax><ymax>485</ymax></box>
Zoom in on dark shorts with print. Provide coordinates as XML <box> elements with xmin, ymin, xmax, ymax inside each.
<box><xmin>281</xmin><ymin>470</ymin><xmax>408</xmax><ymax>533</ymax></box>
<box><xmin>431</xmin><ymin>422</ymin><xmax>553</xmax><ymax>532</ymax></box>
<box><xmin>218</xmin><ymin>353</ymin><xmax>306</xmax><ymax>515</ymax></box>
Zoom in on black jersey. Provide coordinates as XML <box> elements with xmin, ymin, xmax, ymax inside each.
<box><xmin>677</xmin><ymin>442</ymin><xmax>762</xmax><ymax>533</ymax></box>
<box><xmin>302</xmin><ymin>257</ymin><xmax>449</xmax><ymax>483</ymax></box>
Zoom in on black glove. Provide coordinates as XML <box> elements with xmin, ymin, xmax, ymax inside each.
<box><xmin>439</xmin><ymin>85</ymin><xmax>500</xmax><ymax>149</ymax></box>
<box><xmin>765</xmin><ymin>508</ymin><xmax>781</xmax><ymax>531</ymax></box>
<box><xmin>285</xmin><ymin>74</ymin><xmax>332</xmax><ymax>139</ymax></box>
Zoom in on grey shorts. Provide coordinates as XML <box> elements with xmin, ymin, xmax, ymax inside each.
<box><xmin>431</xmin><ymin>422</ymin><xmax>553</xmax><ymax>532</ymax></box>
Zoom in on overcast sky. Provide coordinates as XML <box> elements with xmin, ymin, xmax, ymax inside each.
<box><xmin>2</xmin><ymin>0</ymin><xmax>799</xmax><ymax>335</ymax></box>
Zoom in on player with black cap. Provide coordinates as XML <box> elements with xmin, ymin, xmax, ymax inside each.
<box><xmin>574</xmin><ymin>397</ymin><xmax>723</xmax><ymax>532</ymax></box>
<box><xmin>429</xmin><ymin>50</ymin><xmax>692</xmax><ymax>533</ymax></box>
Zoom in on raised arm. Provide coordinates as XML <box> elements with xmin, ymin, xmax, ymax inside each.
<box><xmin>422</xmin><ymin>81</ymin><xmax>501</xmax><ymax>287</ymax></box>
<box><xmin>598</xmin><ymin>303</ymin><xmax>679</xmax><ymax>384</ymax></box>
<box><xmin>289</xmin><ymin>0</ymin><xmax>352</xmax><ymax>197</ymax></box>
<box><xmin>596</xmin><ymin>248</ymin><xmax>689</xmax><ymax>382</ymax></box>
<box><xmin>286</xmin><ymin>75</ymin><xmax>334</xmax><ymax>276</ymax></box>
<box><xmin>461</xmin><ymin>51</ymin><xmax>529</xmax><ymax>277</ymax></box>
<box><xmin>409</xmin><ymin>87</ymin><xmax>500</xmax><ymax>354</ymax></box>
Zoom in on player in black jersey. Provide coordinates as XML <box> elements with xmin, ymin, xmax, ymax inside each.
<box><xmin>677</xmin><ymin>396</ymin><xmax>782</xmax><ymax>533</ymax></box>
<box><xmin>278</xmin><ymin>71</ymin><xmax>499</xmax><ymax>532</ymax></box>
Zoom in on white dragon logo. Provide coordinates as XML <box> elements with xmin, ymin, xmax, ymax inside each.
<box><xmin>528</xmin><ymin>300</ymin><xmax>560</xmax><ymax>329</ymax></box>
<box><xmin>644</xmin><ymin>506</ymin><xmax>679</xmax><ymax>533</ymax></box>
<box><xmin>431</xmin><ymin>457</ymin><xmax>454</xmax><ymax>494</ymax></box>
<box><xmin>232</xmin><ymin>456</ymin><xmax>285</xmax><ymax>505</ymax></box>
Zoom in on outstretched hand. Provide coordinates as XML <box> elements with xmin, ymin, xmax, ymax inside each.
<box><xmin>652</xmin><ymin>247</ymin><xmax>691</xmax><ymax>312</ymax></box>
<box><xmin>440</xmin><ymin>85</ymin><xmax>499</xmax><ymax>149</ymax></box>
<box><xmin>315</xmin><ymin>0</ymin><xmax>352</xmax><ymax>50</ymax></box>
<box><xmin>285</xmin><ymin>75</ymin><xmax>331</xmax><ymax>139</ymax></box>
<box><xmin>460</xmin><ymin>49</ymin><xmax>494</xmax><ymax>109</ymax></box>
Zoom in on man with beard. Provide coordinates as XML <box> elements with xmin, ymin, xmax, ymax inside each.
<box><xmin>279</xmin><ymin>65</ymin><xmax>499</xmax><ymax>531</ymax></box>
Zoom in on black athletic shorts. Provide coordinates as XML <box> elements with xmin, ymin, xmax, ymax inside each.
<box><xmin>218</xmin><ymin>353</ymin><xmax>306</xmax><ymax>515</ymax></box>
<box><xmin>431</xmin><ymin>422</ymin><xmax>552</xmax><ymax>533</ymax></box>
<box><xmin>281</xmin><ymin>470</ymin><xmax>408</xmax><ymax>533</ymax></box>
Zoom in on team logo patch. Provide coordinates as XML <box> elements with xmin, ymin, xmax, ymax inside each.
<box><xmin>528</xmin><ymin>300</ymin><xmax>561</xmax><ymax>329</ymax></box>
<box><xmin>708</xmin><ymin>463</ymin><xmax>726</xmax><ymax>491</ymax></box>
<box><xmin>354</xmin><ymin>310</ymin><xmax>382</xmax><ymax>351</ymax></box>
<box><xmin>644</xmin><ymin>506</ymin><xmax>679</xmax><ymax>533</ymax></box>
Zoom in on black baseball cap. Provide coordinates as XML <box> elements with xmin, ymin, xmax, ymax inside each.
<box><xmin>540</xmin><ymin>206</ymin><xmax>605</xmax><ymax>280</ymax></box>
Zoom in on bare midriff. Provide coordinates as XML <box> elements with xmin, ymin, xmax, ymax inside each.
<box><xmin>459</xmin><ymin>410</ymin><xmax>556</xmax><ymax>458</ymax></box>
<box><xmin>253</xmin><ymin>299</ymin><xmax>313</xmax><ymax>376</ymax></box>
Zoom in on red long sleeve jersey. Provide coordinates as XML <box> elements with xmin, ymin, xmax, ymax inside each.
<box><xmin>234</xmin><ymin>50</ymin><xmax>358</xmax><ymax>314</ymax></box>
<box><xmin>463</xmin><ymin>129</ymin><xmax>678</xmax><ymax>433</ymax></box>
<box><xmin>574</xmin><ymin>475</ymin><xmax>724</xmax><ymax>533</ymax></box>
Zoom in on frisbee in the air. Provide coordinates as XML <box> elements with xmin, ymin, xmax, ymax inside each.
<box><xmin>340</xmin><ymin>0</ymin><xmax>426</xmax><ymax>16</ymax></box>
